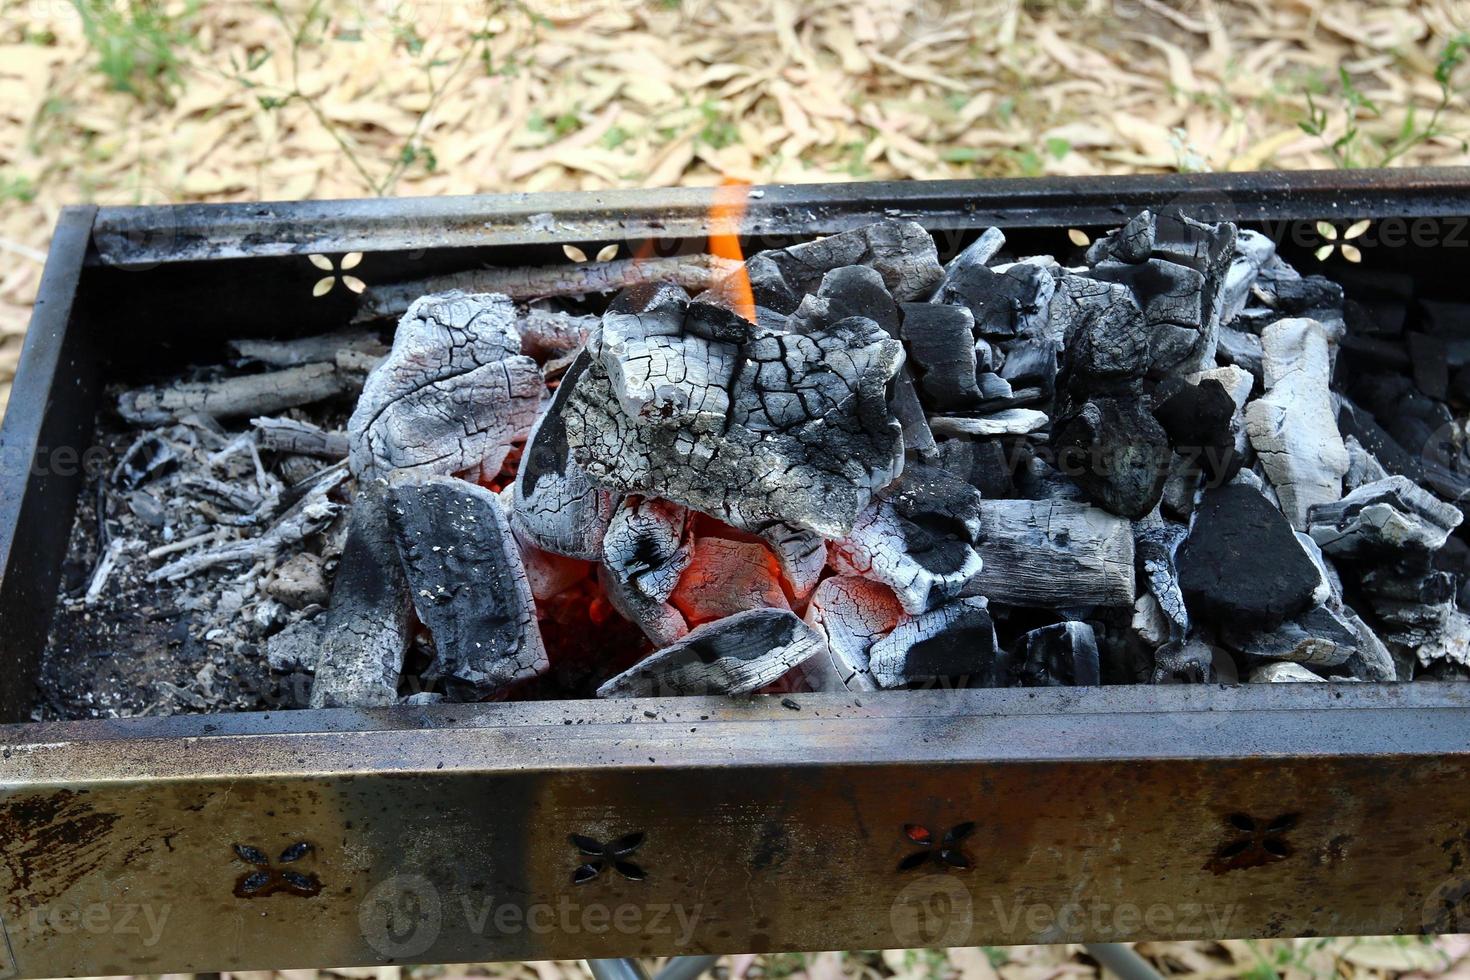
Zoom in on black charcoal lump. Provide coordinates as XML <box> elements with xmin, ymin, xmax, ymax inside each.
<box><xmin>1016</xmin><ymin>621</ymin><xmax>1101</xmax><ymax>686</ymax></box>
<box><xmin>1176</xmin><ymin>482</ymin><xmax>1323</xmax><ymax>630</ymax></box>
<box><xmin>1052</xmin><ymin>397</ymin><xmax>1172</xmax><ymax>519</ymax></box>
<box><xmin>1307</xmin><ymin>476</ymin><xmax>1463</xmax><ymax>558</ymax></box>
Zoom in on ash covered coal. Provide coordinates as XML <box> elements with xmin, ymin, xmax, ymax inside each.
<box><xmin>40</xmin><ymin>210</ymin><xmax>1470</xmax><ymax>719</ymax></box>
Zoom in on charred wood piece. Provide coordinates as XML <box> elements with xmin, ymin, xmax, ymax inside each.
<box><xmin>759</xmin><ymin>523</ymin><xmax>826</xmax><ymax>600</ymax></box>
<box><xmin>740</xmin><ymin>219</ymin><xmax>942</xmax><ymax>314</ymax></box>
<box><xmin>1050</xmin><ymin>274</ymin><xmax>1148</xmax><ymax>387</ymax></box>
<box><xmin>928</xmin><ymin>227</ymin><xmax>1006</xmax><ymax>301</ymax></box>
<box><xmin>801</xmin><ymin>575</ymin><xmax>905</xmax><ymax>692</ymax></box>
<box><xmin>119</xmin><ymin>363</ymin><xmax>351</xmax><ymax>426</ymax></box>
<box><xmin>1245</xmin><ymin>317</ymin><xmax>1349</xmax><ymax>530</ymax></box>
<box><xmin>1307</xmin><ymin>475</ymin><xmax>1463</xmax><ymax>558</ymax></box>
<box><xmin>251</xmin><ymin>417</ymin><xmax>349</xmax><ymax>459</ymax></box>
<box><xmin>229</xmin><ymin>330</ymin><xmax>385</xmax><ymax>368</ymax></box>
<box><xmin>899</xmin><ymin>302</ymin><xmax>983</xmax><ymax>409</ymax></box>
<box><xmin>928</xmin><ymin>409</ymin><xmax>1048</xmax><ymax>437</ymax></box>
<box><xmin>1016</xmin><ymin>621</ymin><xmax>1101</xmax><ymax>686</ymax></box>
<box><xmin>1250</xmin><ymin>662</ymin><xmax>1324</xmax><ymax>683</ymax></box>
<box><xmin>516</xmin><ymin>307</ymin><xmax>599</xmax><ymax>360</ymax></box>
<box><xmin>512</xmin><ymin>348</ymin><xmax>617</xmax><ymax>560</ymax></box>
<box><xmin>310</xmin><ymin>483</ymin><xmax>413</xmax><ymax>708</ymax></box>
<box><xmin>1220</xmin><ymin>604</ymin><xmax>1359</xmax><ymax>668</ymax></box>
<box><xmin>348</xmin><ymin>291</ymin><xmax>546</xmax><ymax>481</ymax></box>
<box><xmin>1052</xmin><ymin>397</ymin><xmax>1172</xmax><ymax>519</ymax></box>
<box><xmin>388</xmin><ymin>477</ymin><xmax>549</xmax><ymax>699</ymax></box>
<box><xmin>829</xmin><ymin>464</ymin><xmax>984</xmax><ymax>615</ymax></box>
<box><xmin>596</xmin><ymin>607</ymin><xmax>826</xmax><ymax>697</ymax></box>
<box><xmin>356</xmin><ymin>254</ymin><xmax>743</xmax><ymax>321</ymax></box>
<box><xmin>868</xmin><ymin>597</ymin><xmax>1006</xmax><ymax>689</ymax></box>
<box><xmin>964</xmin><ymin>499</ymin><xmax>1135</xmax><ymax>608</ymax></box>
<box><xmin>599</xmin><ymin>496</ymin><xmax>693</xmax><ymax>646</ymax></box>
<box><xmin>566</xmin><ymin>310</ymin><xmax>905</xmax><ymax>539</ymax></box>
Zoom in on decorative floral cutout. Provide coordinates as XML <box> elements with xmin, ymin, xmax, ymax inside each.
<box><xmin>562</xmin><ymin>243</ymin><xmax>620</xmax><ymax>263</ymax></box>
<box><xmin>897</xmin><ymin>821</ymin><xmax>975</xmax><ymax>872</ymax></box>
<box><xmin>233</xmin><ymin>841</ymin><xmax>323</xmax><ymax>897</ymax></box>
<box><xmin>569</xmin><ymin>831</ymin><xmax>646</xmax><ymax>884</ymax></box>
<box><xmin>309</xmin><ymin>252</ymin><xmax>366</xmax><ymax>296</ymax></box>
<box><xmin>1206</xmin><ymin>813</ymin><xmax>1298</xmax><ymax>874</ymax></box>
<box><xmin>1314</xmin><ymin>219</ymin><xmax>1369</xmax><ymax>263</ymax></box>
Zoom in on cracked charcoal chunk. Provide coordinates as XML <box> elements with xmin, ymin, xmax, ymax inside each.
<box><xmin>1152</xmin><ymin>376</ymin><xmax>1241</xmax><ymax>482</ymax></box>
<box><xmin>599</xmin><ymin>497</ymin><xmax>693</xmax><ymax>645</ymax></box>
<box><xmin>828</xmin><ymin>463</ymin><xmax>984</xmax><ymax>615</ymax></box>
<box><xmin>565</xmin><ymin>311</ymin><xmax>905</xmax><ymax>539</ymax></box>
<box><xmin>1250</xmin><ymin>662</ymin><xmax>1324</xmax><ymax>683</ymax></box>
<box><xmin>512</xmin><ymin>347</ymin><xmax>617</xmax><ymax>560</ymax></box>
<box><xmin>899</xmin><ymin>302</ymin><xmax>982</xmax><ymax>409</ymax></box>
<box><xmin>759</xmin><ymin>523</ymin><xmax>826</xmax><ymax>600</ymax></box>
<box><xmin>1220</xmin><ymin>604</ymin><xmax>1358</xmax><ymax>668</ymax></box>
<box><xmin>1220</xmin><ymin>229</ymin><xmax>1277</xmax><ymax>325</ymax></box>
<box><xmin>601</xmin><ymin>282</ymin><xmax>739</xmax><ymax>432</ymax></box>
<box><xmin>1089</xmin><ymin>211</ymin><xmax>1236</xmax><ymax>376</ymax></box>
<box><xmin>964</xmin><ymin>499</ymin><xmax>1135</xmax><ymax>607</ymax></box>
<box><xmin>1152</xmin><ymin>637</ymin><xmax>1222</xmax><ymax>684</ymax></box>
<box><xmin>310</xmin><ymin>483</ymin><xmax>413</xmax><ymax>708</ymax></box>
<box><xmin>1085</xmin><ymin>209</ymin><xmax>1155</xmax><ymax>265</ymax></box>
<box><xmin>1051</xmin><ymin>397</ymin><xmax>1171</xmax><ymax>519</ymax></box>
<box><xmin>596</xmin><ymin>608</ymin><xmax>827</xmax><ymax>697</ymax></box>
<box><xmin>1016</xmin><ymin>621</ymin><xmax>1101</xmax><ymax>687</ymax></box>
<box><xmin>1216</xmin><ymin>326</ymin><xmax>1264</xmax><ymax>382</ymax></box>
<box><xmin>928</xmin><ymin>227</ymin><xmax>1006</xmax><ymax>300</ymax></box>
<box><xmin>928</xmin><ymin>410</ymin><xmax>1048</xmax><ymax>437</ymax></box>
<box><xmin>1307</xmin><ymin>476</ymin><xmax>1463</xmax><ymax>558</ymax></box>
<box><xmin>933</xmin><ymin>438</ymin><xmax>1014</xmax><ymax>498</ymax></box>
<box><xmin>741</xmin><ymin>220</ymin><xmax>943</xmax><ymax>314</ymax></box>
<box><xmin>1134</xmin><ymin>510</ymin><xmax>1189</xmax><ymax>639</ymax></box>
<box><xmin>800</xmin><ymin>575</ymin><xmax>905</xmax><ymax>692</ymax></box>
<box><xmin>867</xmin><ymin>597</ymin><xmax>1006</xmax><ymax>688</ymax></box>
<box><xmin>1049</xmin><ymin>274</ymin><xmax>1148</xmax><ymax>387</ymax></box>
<box><xmin>388</xmin><ymin>477</ymin><xmax>548</xmax><ymax>699</ymax></box>
<box><xmin>348</xmin><ymin>291</ymin><xmax>546</xmax><ymax>480</ymax></box>
<box><xmin>1176</xmin><ymin>483</ymin><xmax>1322</xmax><ymax>630</ymax></box>
<box><xmin>669</xmin><ymin>536</ymin><xmax>791</xmax><ymax>626</ymax></box>
<box><xmin>937</xmin><ymin>262</ymin><xmax>1055</xmax><ymax>341</ymax></box>
<box><xmin>1245</xmin><ymin>317</ymin><xmax>1349</xmax><ymax>531</ymax></box>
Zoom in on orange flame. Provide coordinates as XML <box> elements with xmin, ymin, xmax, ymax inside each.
<box><xmin>708</xmin><ymin>179</ymin><xmax>756</xmax><ymax>323</ymax></box>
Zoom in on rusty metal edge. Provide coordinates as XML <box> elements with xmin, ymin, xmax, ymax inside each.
<box><xmin>90</xmin><ymin>167</ymin><xmax>1470</xmax><ymax>266</ymax></box>
<box><xmin>3</xmin><ymin>684</ymin><xmax>1468</xmax><ymax>786</ymax></box>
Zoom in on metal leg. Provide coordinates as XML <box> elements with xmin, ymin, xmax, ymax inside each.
<box><xmin>654</xmin><ymin>955</ymin><xmax>722</xmax><ymax>980</ymax></box>
<box><xmin>1083</xmin><ymin>943</ymin><xmax>1165</xmax><ymax>980</ymax></box>
<box><xmin>588</xmin><ymin>959</ymin><xmax>651</xmax><ymax>980</ymax></box>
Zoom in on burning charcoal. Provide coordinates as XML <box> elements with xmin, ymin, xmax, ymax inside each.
<box><xmin>1175</xmin><ymin>482</ymin><xmax>1322</xmax><ymax>630</ymax></box>
<box><xmin>867</xmin><ymin>597</ymin><xmax>1006</xmax><ymax>688</ymax></box>
<box><xmin>348</xmin><ymin>291</ymin><xmax>546</xmax><ymax>481</ymax></box>
<box><xmin>1221</xmin><ymin>604</ymin><xmax>1358</xmax><ymax>667</ymax></box>
<box><xmin>599</xmin><ymin>496</ymin><xmax>693</xmax><ymax>646</ymax></box>
<box><xmin>670</xmin><ymin>536</ymin><xmax>791</xmax><ymax>625</ymax></box>
<box><xmin>1089</xmin><ymin>211</ymin><xmax>1236</xmax><ymax>376</ymax></box>
<box><xmin>1244</xmin><ymin>318</ymin><xmax>1349</xmax><ymax>530</ymax></box>
<box><xmin>596</xmin><ymin>607</ymin><xmax>826</xmax><ymax>697</ymax></box>
<box><xmin>310</xmin><ymin>483</ymin><xmax>413</xmax><ymax>708</ymax></box>
<box><xmin>1250</xmin><ymin>662</ymin><xmax>1324</xmax><ymax>683</ymax></box>
<box><xmin>742</xmin><ymin>220</ymin><xmax>943</xmax><ymax>314</ymax></box>
<box><xmin>899</xmin><ymin>302</ymin><xmax>982</xmax><ymax>409</ymax></box>
<box><xmin>512</xmin><ymin>348</ymin><xmax>617</xmax><ymax>560</ymax></box>
<box><xmin>516</xmin><ymin>306</ymin><xmax>599</xmax><ymax>360</ymax></box>
<box><xmin>965</xmin><ymin>499</ymin><xmax>1135</xmax><ymax>607</ymax></box>
<box><xmin>759</xmin><ymin>523</ymin><xmax>826</xmax><ymax>600</ymax></box>
<box><xmin>928</xmin><ymin>409</ymin><xmax>1048</xmax><ymax>438</ymax></box>
<box><xmin>600</xmin><ymin>282</ymin><xmax>740</xmax><ymax>430</ymax></box>
<box><xmin>1152</xmin><ymin>376</ymin><xmax>1240</xmax><ymax>482</ymax></box>
<box><xmin>388</xmin><ymin>477</ymin><xmax>548</xmax><ymax>699</ymax></box>
<box><xmin>1307</xmin><ymin>476</ymin><xmax>1463</xmax><ymax>558</ymax></box>
<box><xmin>929</xmin><ymin>227</ymin><xmax>1006</xmax><ymax>300</ymax></box>
<box><xmin>1052</xmin><ymin>397</ymin><xmax>1171</xmax><ymax>519</ymax></box>
<box><xmin>1049</xmin><ymin>275</ymin><xmax>1148</xmax><ymax>387</ymax></box>
<box><xmin>1134</xmin><ymin>510</ymin><xmax>1189</xmax><ymax>638</ymax></box>
<box><xmin>1220</xmin><ymin>229</ymin><xmax>1277</xmax><ymax>325</ymax></box>
<box><xmin>937</xmin><ymin>262</ymin><xmax>1055</xmax><ymax>341</ymax></box>
<box><xmin>829</xmin><ymin>463</ymin><xmax>983</xmax><ymax>615</ymax></box>
<box><xmin>251</xmin><ymin>417</ymin><xmax>349</xmax><ymax>459</ymax></box>
<box><xmin>1016</xmin><ymin>621</ymin><xmax>1101</xmax><ymax>686</ymax></box>
<box><xmin>118</xmin><ymin>363</ymin><xmax>353</xmax><ymax>426</ymax></box>
<box><xmin>512</xmin><ymin>522</ymin><xmax>591</xmax><ymax>604</ymax></box>
<box><xmin>787</xmin><ymin>266</ymin><xmax>936</xmax><ymax>458</ymax></box>
<box><xmin>801</xmin><ymin>575</ymin><xmax>906</xmax><ymax>692</ymax></box>
<box><xmin>566</xmin><ymin>308</ymin><xmax>905</xmax><ymax>539</ymax></box>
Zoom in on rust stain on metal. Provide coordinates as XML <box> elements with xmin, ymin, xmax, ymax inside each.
<box><xmin>0</xmin><ymin>789</ymin><xmax>120</xmax><ymax>917</ymax></box>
